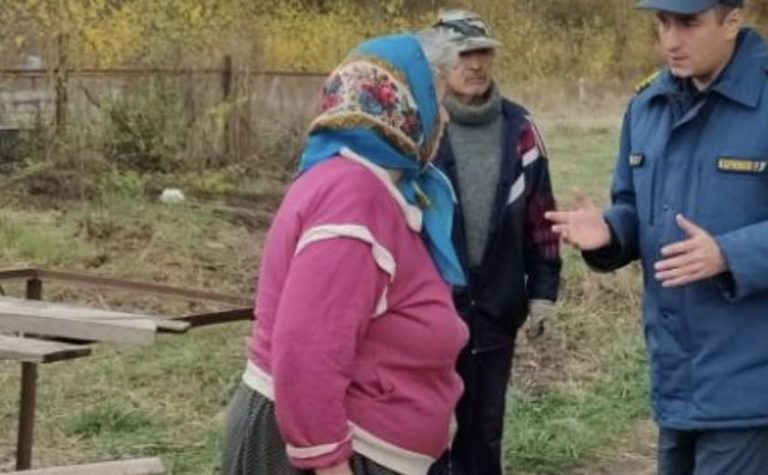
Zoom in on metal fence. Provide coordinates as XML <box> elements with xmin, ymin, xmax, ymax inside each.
<box><xmin>0</xmin><ymin>62</ymin><xmax>328</xmax><ymax>167</ymax></box>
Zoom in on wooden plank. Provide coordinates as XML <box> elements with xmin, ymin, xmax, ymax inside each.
<box><xmin>0</xmin><ymin>335</ymin><xmax>91</xmax><ymax>363</ymax></box>
<box><xmin>155</xmin><ymin>319</ymin><xmax>190</xmax><ymax>332</ymax></box>
<box><xmin>5</xmin><ymin>457</ymin><xmax>166</xmax><ymax>475</ymax></box>
<box><xmin>0</xmin><ymin>297</ymin><xmax>157</xmax><ymax>345</ymax></box>
<box><xmin>21</xmin><ymin>300</ymin><xmax>190</xmax><ymax>333</ymax></box>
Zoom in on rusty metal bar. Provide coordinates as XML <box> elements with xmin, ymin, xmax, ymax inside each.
<box><xmin>0</xmin><ymin>268</ymin><xmax>248</xmax><ymax>306</ymax></box>
<box><xmin>16</xmin><ymin>277</ymin><xmax>43</xmax><ymax>470</ymax></box>
<box><xmin>0</xmin><ymin>268</ymin><xmax>37</xmax><ymax>281</ymax></box>
<box><xmin>41</xmin><ymin>269</ymin><xmax>247</xmax><ymax>305</ymax></box>
<box><xmin>178</xmin><ymin>307</ymin><xmax>253</xmax><ymax>327</ymax></box>
<box><xmin>40</xmin><ymin>270</ymin><xmax>249</xmax><ymax>306</ymax></box>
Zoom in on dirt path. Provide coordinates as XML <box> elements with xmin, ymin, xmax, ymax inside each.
<box><xmin>572</xmin><ymin>420</ymin><xmax>656</xmax><ymax>475</ymax></box>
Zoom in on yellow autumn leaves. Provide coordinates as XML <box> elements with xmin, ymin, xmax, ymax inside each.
<box><xmin>1</xmin><ymin>0</ymin><xmax>766</xmax><ymax>80</ymax></box>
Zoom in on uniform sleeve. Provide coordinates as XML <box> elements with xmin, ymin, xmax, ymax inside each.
<box><xmin>520</xmin><ymin>118</ymin><xmax>562</xmax><ymax>301</ymax></box>
<box><xmin>715</xmin><ymin>222</ymin><xmax>768</xmax><ymax>300</ymax></box>
<box><xmin>583</xmin><ymin>108</ymin><xmax>641</xmax><ymax>271</ymax></box>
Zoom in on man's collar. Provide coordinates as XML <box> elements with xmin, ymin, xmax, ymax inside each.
<box><xmin>710</xmin><ymin>28</ymin><xmax>767</xmax><ymax>109</ymax></box>
<box><xmin>639</xmin><ymin>28</ymin><xmax>767</xmax><ymax>109</ymax></box>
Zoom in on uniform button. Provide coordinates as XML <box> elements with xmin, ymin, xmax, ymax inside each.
<box><xmin>663</xmin><ymin>204</ymin><xmax>670</xmax><ymax>211</ymax></box>
<box><xmin>470</xmin><ymin>300</ymin><xmax>476</xmax><ymax>307</ymax></box>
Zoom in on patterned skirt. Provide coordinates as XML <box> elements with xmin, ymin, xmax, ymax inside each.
<box><xmin>221</xmin><ymin>383</ymin><xmax>400</xmax><ymax>475</ymax></box>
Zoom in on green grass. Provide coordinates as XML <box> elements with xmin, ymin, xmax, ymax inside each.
<box><xmin>545</xmin><ymin>122</ymin><xmax>621</xmax><ymax>204</ymax></box>
<box><xmin>0</xmin><ymin>121</ymin><xmax>653</xmax><ymax>474</ymax></box>
<box><xmin>504</xmin><ymin>317</ymin><xmax>649</xmax><ymax>474</ymax></box>
<box><xmin>499</xmin><ymin>121</ymin><xmax>650</xmax><ymax>474</ymax></box>
<box><xmin>0</xmin><ymin>211</ymin><xmax>97</xmax><ymax>265</ymax></box>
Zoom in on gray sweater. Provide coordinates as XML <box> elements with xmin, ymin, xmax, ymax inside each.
<box><xmin>444</xmin><ymin>84</ymin><xmax>503</xmax><ymax>267</ymax></box>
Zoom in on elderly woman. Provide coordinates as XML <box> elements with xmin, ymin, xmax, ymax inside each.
<box><xmin>221</xmin><ymin>32</ymin><xmax>467</xmax><ymax>475</ymax></box>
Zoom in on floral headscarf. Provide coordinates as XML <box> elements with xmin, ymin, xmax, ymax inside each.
<box><xmin>298</xmin><ymin>34</ymin><xmax>465</xmax><ymax>287</ymax></box>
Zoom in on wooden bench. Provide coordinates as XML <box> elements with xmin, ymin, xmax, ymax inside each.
<box><xmin>0</xmin><ymin>268</ymin><xmax>249</xmax><ymax>470</ymax></box>
<box><xmin>5</xmin><ymin>457</ymin><xmax>166</xmax><ymax>474</ymax></box>
<box><xmin>0</xmin><ymin>334</ymin><xmax>91</xmax><ymax>364</ymax></box>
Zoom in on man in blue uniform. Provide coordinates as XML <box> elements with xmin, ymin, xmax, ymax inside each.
<box><xmin>546</xmin><ymin>0</ymin><xmax>768</xmax><ymax>473</ymax></box>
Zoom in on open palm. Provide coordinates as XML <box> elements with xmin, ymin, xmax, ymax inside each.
<box><xmin>544</xmin><ymin>194</ymin><xmax>611</xmax><ymax>251</ymax></box>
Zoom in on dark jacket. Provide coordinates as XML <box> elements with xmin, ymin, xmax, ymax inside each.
<box><xmin>435</xmin><ymin>99</ymin><xmax>561</xmax><ymax>350</ymax></box>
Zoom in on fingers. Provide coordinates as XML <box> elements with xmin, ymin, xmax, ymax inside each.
<box><xmin>654</xmin><ymin>253</ymin><xmax>695</xmax><ymax>272</ymax></box>
<box><xmin>655</xmin><ymin>262</ymin><xmax>704</xmax><ymax>284</ymax></box>
<box><xmin>545</xmin><ymin>211</ymin><xmax>572</xmax><ymax>224</ymax></box>
<box><xmin>550</xmin><ymin>225</ymin><xmax>580</xmax><ymax>249</ymax></box>
<box><xmin>676</xmin><ymin>214</ymin><xmax>704</xmax><ymax>237</ymax></box>
<box><xmin>659</xmin><ymin>269</ymin><xmax>708</xmax><ymax>288</ymax></box>
<box><xmin>661</xmin><ymin>238</ymin><xmax>698</xmax><ymax>257</ymax></box>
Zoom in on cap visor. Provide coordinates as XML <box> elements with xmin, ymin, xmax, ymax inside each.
<box><xmin>636</xmin><ymin>0</ymin><xmax>718</xmax><ymax>14</ymax></box>
<box><xmin>458</xmin><ymin>37</ymin><xmax>502</xmax><ymax>52</ymax></box>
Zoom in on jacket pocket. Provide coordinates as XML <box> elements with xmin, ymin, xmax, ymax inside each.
<box><xmin>697</xmin><ymin>153</ymin><xmax>768</xmax><ymax>233</ymax></box>
<box><xmin>630</xmin><ymin>152</ymin><xmax>655</xmax><ymax>226</ymax></box>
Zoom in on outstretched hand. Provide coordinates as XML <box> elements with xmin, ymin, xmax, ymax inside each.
<box><xmin>654</xmin><ymin>214</ymin><xmax>728</xmax><ymax>287</ymax></box>
<box><xmin>544</xmin><ymin>191</ymin><xmax>612</xmax><ymax>251</ymax></box>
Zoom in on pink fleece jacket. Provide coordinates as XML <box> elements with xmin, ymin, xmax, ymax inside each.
<box><xmin>243</xmin><ymin>151</ymin><xmax>468</xmax><ymax>474</ymax></box>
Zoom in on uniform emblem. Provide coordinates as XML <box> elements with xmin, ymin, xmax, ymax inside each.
<box><xmin>717</xmin><ymin>157</ymin><xmax>768</xmax><ymax>174</ymax></box>
<box><xmin>629</xmin><ymin>153</ymin><xmax>645</xmax><ymax>167</ymax></box>
<box><xmin>635</xmin><ymin>71</ymin><xmax>660</xmax><ymax>94</ymax></box>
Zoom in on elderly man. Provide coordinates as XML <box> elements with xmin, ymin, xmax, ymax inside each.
<box><xmin>547</xmin><ymin>1</ymin><xmax>768</xmax><ymax>473</ymax></box>
<box><xmin>428</xmin><ymin>10</ymin><xmax>562</xmax><ymax>475</ymax></box>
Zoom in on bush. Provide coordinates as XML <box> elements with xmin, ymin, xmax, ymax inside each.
<box><xmin>102</xmin><ymin>87</ymin><xmax>184</xmax><ymax>173</ymax></box>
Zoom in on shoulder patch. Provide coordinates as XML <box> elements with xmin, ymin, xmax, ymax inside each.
<box><xmin>635</xmin><ymin>71</ymin><xmax>660</xmax><ymax>94</ymax></box>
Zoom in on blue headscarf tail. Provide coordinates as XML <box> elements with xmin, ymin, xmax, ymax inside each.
<box><xmin>299</xmin><ymin>34</ymin><xmax>466</xmax><ymax>287</ymax></box>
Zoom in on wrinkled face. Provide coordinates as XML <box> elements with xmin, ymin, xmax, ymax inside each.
<box><xmin>656</xmin><ymin>8</ymin><xmax>741</xmax><ymax>87</ymax></box>
<box><xmin>445</xmin><ymin>48</ymin><xmax>494</xmax><ymax>102</ymax></box>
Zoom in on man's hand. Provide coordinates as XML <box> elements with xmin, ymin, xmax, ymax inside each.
<box><xmin>525</xmin><ymin>300</ymin><xmax>555</xmax><ymax>340</ymax></box>
<box><xmin>654</xmin><ymin>214</ymin><xmax>728</xmax><ymax>288</ymax></box>
<box><xmin>317</xmin><ymin>461</ymin><xmax>353</xmax><ymax>475</ymax></box>
<box><xmin>544</xmin><ymin>192</ymin><xmax>612</xmax><ymax>250</ymax></box>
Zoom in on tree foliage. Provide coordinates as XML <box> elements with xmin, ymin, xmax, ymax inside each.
<box><xmin>1</xmin><ymin>0</ymin><xmax>767</xmax><ymax>79</ymax></box>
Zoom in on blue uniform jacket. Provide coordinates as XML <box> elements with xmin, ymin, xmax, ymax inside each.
<box><xmin>585</xmin><ymin>29</ymin><xmax>768</xmax><ymax>430</ymax></box>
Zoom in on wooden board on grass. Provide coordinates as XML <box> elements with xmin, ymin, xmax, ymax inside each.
<box><xmin>0</xmin><ymin>334</ymin><xmax>91</xmax><ymax>363</ymax></box>
<box><xmin>0</xmin><ymin>297</ymin><xmax>160</xmax><ymax>345</ymax></box>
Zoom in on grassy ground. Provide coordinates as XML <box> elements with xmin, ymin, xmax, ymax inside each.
<box><xmin>0</xmin><ymin>120</ymin><xmax>651</xmax><ymax>474</ymax></box>
<box><xmin>502</xmin><ymin>119</ymin><xmax>650</xmax><ymax>474</ymax></box>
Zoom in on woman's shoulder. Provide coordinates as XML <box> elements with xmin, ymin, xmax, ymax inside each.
<box><xmin>289</xmin><ymin>156</ymin><xmax>401</xmax><ymax>226</ymax></box>
<box><xmin>296</xmin><ymin>156</ymin><xmax>396</xmax><ymax>206</ymax></box>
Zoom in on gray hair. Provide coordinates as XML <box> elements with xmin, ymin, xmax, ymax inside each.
<box><xmin>415</xmin><ymin>28</ymin><xmax>462</xmax><ymax>74</ymax></box>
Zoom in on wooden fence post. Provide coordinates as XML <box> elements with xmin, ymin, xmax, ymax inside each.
<box><xmin>221</xmin><ymin>54</ymin><xmax>235</xmax><ymax>160</ymax></box>
<box><xmin>54</xmin><ymin>34</ymin><xmax>69</xmax><ymax>133</ymax></box>
<box><xmin>221</xmin><ymin>54</ymin><xmax>233</xmax><ymax>101</ymax></box>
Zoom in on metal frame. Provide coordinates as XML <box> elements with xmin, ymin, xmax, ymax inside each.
<box><xmin>0</xmin><ymin>267</ymin><xmax>253</xmax><ymax>470</ymax></box>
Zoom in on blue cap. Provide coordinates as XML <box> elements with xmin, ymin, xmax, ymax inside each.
<box><xmin>637</xmin><ymin>0</ymin><xmax>744</xmax><ymax>14</ymax></box>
